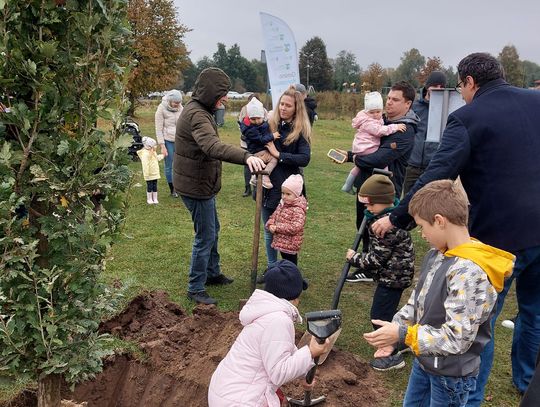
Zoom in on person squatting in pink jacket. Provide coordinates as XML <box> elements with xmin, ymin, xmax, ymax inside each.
<box><xmin>265</xmin><ymin>174</ymin><xmax>307</xmax><ymax>265</ymax></box>
<box><xmin>208</xmin><ymin>260</ymin><xmax>331</xmax><ymax>407</ymax></box>
<box><xmin>341</xmin><ymin>91</ymin><xmax>406</xmax><ymax>194</ymax></box>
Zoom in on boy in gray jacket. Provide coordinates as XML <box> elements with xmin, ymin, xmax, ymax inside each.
<box><xmin>364</xmin><ymin>180</ymin><xmax>514</xmax><ymax>406</ymax></box>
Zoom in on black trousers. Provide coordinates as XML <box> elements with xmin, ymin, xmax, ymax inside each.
<box><xmin>280</xmin><ymin>252</ymin><xmax>298</xmax><ymax>265</ymax></box>
<box><xmin>146</xmin><ymin>179</ymin><xmax>157</xmax><ymax>192</ymax></box>
<box><xmin>402</xmin><ymin>165</ymin><xmax>425</xmax><ymax>197</ymax></box>
<box><xmin>370</xmin><ymin>284</ymin><xmax>404</xmax><ymax>331</ymax></box>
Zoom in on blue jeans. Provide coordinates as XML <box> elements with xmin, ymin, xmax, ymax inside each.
<box><xmin>181</xmin><ymin>195</ymin><xmax>221</xmax><ymax>293</ymax></box>
<box><xmin>467</xmin><ymin>245</ymin><xmax>540</xmax><ymax>406</ymax></box>
<box><xmin>164</xmin><ymin>140</ymin><xmax>174</xmax><ymax>183</ymax></box>
<box><xmin>262</xmin><ymin>206</ymin><xmax>278</xmax><ymax>266</ymax></box>
<box><xmin>404</xmin><ymin>359</ymin><xmax>477</xmax><ymax>407</ymax></box>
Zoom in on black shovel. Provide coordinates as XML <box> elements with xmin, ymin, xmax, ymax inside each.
<box><xmin>288</xmin><ymin>310</ymin><xmax>342</xmax><ymax>406</ymax></box>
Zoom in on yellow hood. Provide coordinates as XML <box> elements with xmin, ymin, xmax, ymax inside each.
<box><xmin>444</xmin><ymin>239</ymin><xmax>514</xmax><ymax>292</ymax></box>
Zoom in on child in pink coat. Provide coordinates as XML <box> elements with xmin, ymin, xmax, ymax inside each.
<box><xmin>341</xmin><ymin>91</ymin><xmax>406</xmax><ymax>194</ymax></box>
<box><xmin>208</xmin><ymin>260</ymin><xmax>330</xmax><ymax>407</ymax></box>
<box><xmin>266</xmin><ymin>174</ymin><xmax>307</xmax><ymax>265</ymax></box>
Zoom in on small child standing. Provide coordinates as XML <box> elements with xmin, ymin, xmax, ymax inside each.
<box><xmin>208</xmin><ymin>259</ymin><xmax>331</xmax><ymax>407</ymax></box>
<box><xmin>137</xmin><ymin>136</ymin><xmax>164</xmax><ymax>204</ymax></box>
<box><xmin>364</xmin><ymin>180</ymin><xmax>515</xmax><ymax>406</ymax></box>
<box><xmin>344</xmin><ymin>174</ymin><xmax>415</xmax><ymax>371</ymax></box>
<box><xmin>266</xmin><ymin>174</ymin><xmax>307</xmax><ymax>265</ymax></box>
<box><xmin>341</xmin><ymin>91</ymin><xmax>406</xmax><ymax>194</ymax></box>
<box><xmin>239</xmin><ymin>97</ymin><xmax>279</xmax><ymax>189</ymax></box>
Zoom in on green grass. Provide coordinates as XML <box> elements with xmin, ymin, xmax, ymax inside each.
<box><xmin>0</xmin><ymin>111</ymin><xmax>520</xmax><ymax>406</ymax></box>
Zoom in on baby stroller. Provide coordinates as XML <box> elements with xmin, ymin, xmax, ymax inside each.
<box><xmin>123</xmin><ymin>118</ymin><xmax>143</xmax><ymax>161</ymax></box>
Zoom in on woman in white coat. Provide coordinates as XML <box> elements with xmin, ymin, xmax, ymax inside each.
<box><xmin>155</xmin><ymin>89</ymin><xmax>183</xmax><ymax>197</ymax></box>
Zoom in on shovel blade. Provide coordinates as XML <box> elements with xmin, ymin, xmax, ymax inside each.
<box><xmin>297</xmin><ymin>328</ymin><xmax>341</xmax><ymax>365</ymax></box>
<box><xmin>288</xmin><ymin>395</ymin><xmax>326</xmax><ymax>406</ymax></box>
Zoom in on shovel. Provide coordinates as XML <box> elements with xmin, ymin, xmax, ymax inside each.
<box><xmin>288</xmin><ymin>310</ymin><xmax>342</xmax><ymax>406</ymax></box>
<box><xmin>296</xmin><ymin>168</ymin><xmax>393</xmax><ymax>362</ymax></box>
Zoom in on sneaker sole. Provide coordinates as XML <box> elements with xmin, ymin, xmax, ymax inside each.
<box><xmin>345</xmin><ymin>278</ymin><xmax>374</xmax><ymax>283</ymax></box>
<box><xmin>371</xmin><ymin>360</ymin><xmax>406</xmax><ymax>372</ymax></box>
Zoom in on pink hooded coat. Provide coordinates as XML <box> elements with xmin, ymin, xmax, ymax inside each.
<box><xmin>351</xmin><ymin>110</ymin><xmax>401</xmax><ymax>155</ymax></box>
<box><xmin>208</xmin><ymin>289</ymin><xmax>314</xmax><ymax>407</ymax></box>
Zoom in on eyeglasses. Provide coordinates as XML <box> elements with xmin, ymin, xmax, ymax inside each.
<box><xmin>455</xmin><ymin>81</ymin><xmax>464</xmax><ymax>94</ymax></box>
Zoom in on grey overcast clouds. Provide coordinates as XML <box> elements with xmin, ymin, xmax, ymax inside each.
<box><xmin>174</xmin><ymin>0</ymin><xmax>539</xmax><ymax>69</ymax></box>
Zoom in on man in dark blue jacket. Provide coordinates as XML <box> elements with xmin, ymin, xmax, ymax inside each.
<box><xmin>402</xmin><ymin>71</ymin><xmax>447</xmax><ymax>195</ymax></box>
<box><xmin>372</xmin><ymin>53</ymin><xmax>540</xmax><ymax>405</ymax></box>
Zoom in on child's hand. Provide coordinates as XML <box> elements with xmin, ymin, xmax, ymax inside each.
<box><xmin>273</xmin><ymin>131</ymin><xmax>281</xmax><ymax>140</ymax></box>
<box><xmin>346</xmin><ymin>249</ymin><xmax>356</xmax><ymax>260</ymax></box>
<box><xmin>308</xmin><ymin>336</ymin><xmax>332</xmax><ymax>358</ymax></box>
<box><xmin>397</xmin><ymin>123</ymin><xmax>407</xmax><ymax>132</ymax></box>
<box><xmin>363</xmin><ymin>320</ymin><xmax>400</xmax><ymax>349</ymax></box>
<box><xmin>302</xmin><ymin>377</ymin><xmax>316</xmax><ymax>391</ymax></box>
<box><xmin>268</xmin><ymin>225</ymin><xmax>276</xmax><ymax>233</ymax></box>
<box><xmin>374</xmin><ymin>345</ymin><xmax>395</xmax><ymax>358</ymax></box>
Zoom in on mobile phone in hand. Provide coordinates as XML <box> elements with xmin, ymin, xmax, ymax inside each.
<box><xmin>327</xmin><ymin>149</ymin><xmax>347</xmax><ymax>164</ymax></box>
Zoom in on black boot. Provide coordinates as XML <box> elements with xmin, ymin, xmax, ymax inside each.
<box><xmin>168</xmin><ymin>182</ymin><xmax>178</xmax><ymax>198</ymax></box>
<box><xmin>242</xmin><ymin>185</ymin><xmax>252</xmax><ymax>197</ymax></box>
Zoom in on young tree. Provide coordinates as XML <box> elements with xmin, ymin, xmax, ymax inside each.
<box><xmin>0</xmin><ymin>1</ymin><xmax>131</xmax><ymax>405</ymax></box>
<box><xmin>333</xmin><ymin>50</ymin><xmax>361</xmax><ymax>91</ymax></box>
<box><xmin>361</xmin><ymin>63</ymin><xmax>386</xmax><ymax>92</ymax></box>
<box><xmin>127</xmin><ymin>0</ymin><xmax>190</xmax><ymax>112</ymax></box>
<box><xmin>498</xmin><ymin>45</ymin><xmax>525</xmax><ymax>87</ymax></box>
<box><xmin>523</xmin><ymin>60</ymin><xmax>540</xmax><ymax>88</ymax></box>
<box><xmin>394</xmin><ymin>48</ymin><xmax>426</xmax><ymax>88</ymax></box>
<box><xmin>299</xmin><ymin>37</ymin><xmax>333</xmax><ymax>91</ymax></box>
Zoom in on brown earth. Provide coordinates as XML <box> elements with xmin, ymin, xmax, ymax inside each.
<box><xmin>6</xmin><ymin>291</ymin><xmax>388</xmax><ymax>406</ymax></box>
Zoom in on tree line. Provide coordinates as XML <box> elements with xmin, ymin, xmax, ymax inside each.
<box><xmin>126</xmin><ymin>0</ymin><xmax>540</xmax><ymax>101</ymax></box>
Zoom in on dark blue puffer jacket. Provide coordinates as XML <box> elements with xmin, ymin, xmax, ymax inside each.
<box><xmin>239</xmin><ymin>121</ymin><xmax>274</xmax><ymax>154</ymax></box>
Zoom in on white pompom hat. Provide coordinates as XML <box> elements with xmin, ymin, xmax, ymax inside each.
<box><xmin>246</xmin><ymin>97</ymin><xmax>265</xmax><ymax>118</ymax></box>
<box><xmin>364</xmin><ymin>91</ymin><xmax>384</xmax><ymax>112</ymax></box>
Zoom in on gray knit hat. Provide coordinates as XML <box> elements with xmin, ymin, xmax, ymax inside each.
<box><xmin>264</xmin><ymin>260</ymin><xmax>308</xmax><ymax>300</ymax></box>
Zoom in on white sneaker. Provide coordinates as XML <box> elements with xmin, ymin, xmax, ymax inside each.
<box><xmin>501</xmin><ymin>319</ymin><xmax>515</xmax><ymax>330</ymax></box>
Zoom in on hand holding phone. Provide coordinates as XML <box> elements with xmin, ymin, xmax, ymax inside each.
<box><xmin>327</xmin><ymin>149</ymin><xmax>347</xmax><ymax>164</ymax></box>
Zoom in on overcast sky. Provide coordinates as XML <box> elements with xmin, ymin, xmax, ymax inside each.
<box><xmin>174</xmin><ymin>0</ymin><xmax>539</xmax><ymax>69</ymax></box>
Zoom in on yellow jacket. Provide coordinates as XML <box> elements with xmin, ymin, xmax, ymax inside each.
<box><xmin>137</xmin><ymin>148</ymin><xmax>164</xmax><ymax>181</ymax></box>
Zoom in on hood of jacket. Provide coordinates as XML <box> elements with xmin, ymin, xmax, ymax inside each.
<box><xmin>444</xmin><ymin>239</ymin><xmax>515</xmax><ymax>292</ymax></box>
<box><xmin>191</xmin><ymin>67</ymin><xmax>231</xmax><ymax>112</ymax></box>
<box><xmin>240</xmin><ymin>289</ymin><xmax>302</xmax><ymax>326</ymax></box>
<box><xmin>387</xmin><ymin>108</ymin><xmax>421</xmax><ymax>126</ymax></box>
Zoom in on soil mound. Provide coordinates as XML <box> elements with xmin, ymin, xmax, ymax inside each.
<box><xmin>5</xmin><ymin>291</ymin><xmax>387</xmax><ymax>406</ymax></box>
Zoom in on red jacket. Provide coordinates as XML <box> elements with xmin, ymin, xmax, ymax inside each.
<box><xmin>266</xmin><ymin>196</ymin><xmax>307</xmax><ymax>254</ymax></box>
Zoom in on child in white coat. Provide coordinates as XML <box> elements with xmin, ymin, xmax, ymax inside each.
<box><xmin>208</xmin><ymin>260</ymin><xmax>331</xmax><ymax>407</ymax></box>
<box><xmin>137</xmin><ymin>136</ymin><xmax>164</xmax><ymax>204</ymax></box>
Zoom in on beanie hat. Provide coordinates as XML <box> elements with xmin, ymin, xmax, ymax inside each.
<box><xmin>294</xmin><ymin>83</ymin><xmax>307</xmax><ymax>94</ymax></box>
<box><xmin>264</xmin><ymin>259</ymin><xmax>308</xmax><ymax>300</ymax></box>
<box><xmin>282</xmin><ymin>174</ymin><xmax>303</xmax><ymax>197</ymax></box>
<box><xmin>246</xmin><ymin>97</ymin><xmax>265</xmax><ymax>118</ymax></box>
<box><xmin>166</xmin><ymin>89</ymin><xmax>183</xmax><ymax>102</ymax></box>
<box><xmin>424</xmin><ymin>71</ymin><xmax>447</xmax><ymax>89</ymax></box>
<box><xmin>142</xmin><ymin>136</ymin><xmax>157</xmax><ymax>149</ymax></box>
<box><xmin>358</xmin><ymin>174</ymin><xmax>395</xmax><ymax>204</ymax></box>
<box><xmin>364</xmin><ymin>91</ymin><xmax>384</xmax><ymax>112</ymax></box>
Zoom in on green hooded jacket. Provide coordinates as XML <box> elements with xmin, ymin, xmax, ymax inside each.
<box><xmin>173</xmin><ymin>68</ymin><xmax>250</xmax><ymax>198</ymax></box>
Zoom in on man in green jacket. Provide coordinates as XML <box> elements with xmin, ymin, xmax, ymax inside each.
<box><xmin>174</xmin><ymin>68</ymin><xmax>265</xmax><ymax>305</ymax></box>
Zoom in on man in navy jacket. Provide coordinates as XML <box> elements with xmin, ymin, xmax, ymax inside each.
<box><xmin>372</xmin><ymin>52</ymin><xmax>540</xmax><ymax>405</ymax></box>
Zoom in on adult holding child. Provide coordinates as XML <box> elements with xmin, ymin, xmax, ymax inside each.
<box><xmin>155</xmin><ymin>89</ymin><xmax>183</xmax><ymax>197</ymax></box>
<box><xmin>371</xmin><ymin>52</ymin><xmax>540</xmax><ymax>405</ymax></box>
<box><xmin>174</xmin><ymin>68</ymin><xmax>265</xmax><ymax>305</ymax></box>
<box><xmin>261</xmin><ymin>86</ymin><xmax>312</xmax><ymax>267</ymax></box>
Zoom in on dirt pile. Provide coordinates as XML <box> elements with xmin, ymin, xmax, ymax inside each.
<box><xmin>5</xmin><ymin>291</ymin><xmax>387</xmax><ymax>406</ymax></box>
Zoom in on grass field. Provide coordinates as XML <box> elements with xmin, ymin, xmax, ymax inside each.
<box><xmin>0</xmin><ymin>107</ymin><xmax>521</xmax><ymax>406</ymax></box>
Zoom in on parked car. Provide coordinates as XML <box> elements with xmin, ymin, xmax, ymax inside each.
<box><xmin>226</xmin><ymin>91</ymin><xmax>243</xmax><ymax>99</ymax></box>
<box><xmin>240</xmin><ymin>92</ymin><xmax>253</xmax><ymax>99</ymax></box>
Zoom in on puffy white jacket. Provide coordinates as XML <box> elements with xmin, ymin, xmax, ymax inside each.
<box><xmin>208</xmin><ymin>290</ymin><xmax>314</xmax><ymax>407</ymax></box>
<box><xmin>154</xmin><ymin>98</ymin><xmax>183</xmax><ymax>144</ymax></box>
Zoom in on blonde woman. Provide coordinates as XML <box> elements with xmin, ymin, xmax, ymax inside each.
<box><xmin>261</xmin><ymin>86</ymin><xmax>312</xmax><ymax>267</ymax></box>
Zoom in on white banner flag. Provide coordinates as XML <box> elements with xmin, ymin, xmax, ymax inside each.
<box><xmin>259</xmin><ymin>12</ymin><xmax>300</xmax><ymax>110</ymax></box>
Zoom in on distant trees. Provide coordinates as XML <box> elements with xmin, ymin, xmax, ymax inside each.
<box><xmin>418</xmin><ymin>57</ymin><xmax>444</xmax><ymax>85</ymax></box>
<box><xmin>499</xmin><ymin>45</ymin><xmax>525</xmax><ymax>87</ymax></box>
<box><xmin>332</xmin><ymin>50</ymin><xmax>361</xmax><ymax>91</ymax></box>
<box><xmin>394</xmin><ymin>48</ymin><xmax>426</xmax><ymax>88</ymax></box>
<box><xmin>299</xmin><ymin>37</ymin><xmax>333</xmax><ymax>91</ymax></box>
<box><xmin>361</xmin><ymin>63</ymin><xmax>386</xmax><ymax>92</ymax></box>
<box><xmin>127</xmin><ymin>0</ymin><xmax>190</xmax><ymax>111</ymax></box>
<box><xmin>523</xmin><ymin>60</ymin><xmax>540</xmax><ymax>88</ymax></box>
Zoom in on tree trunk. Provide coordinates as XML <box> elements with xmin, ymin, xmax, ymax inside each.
<box><xmin>38</xmin><ymin>374</ymin><xmax>62</xmax><ymax>407</ymax></box>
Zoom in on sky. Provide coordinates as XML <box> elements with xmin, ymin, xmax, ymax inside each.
<box><xmin>174</xmin><ymin>0</ymin><xmax>539</xmax><ymax>69</ymax></box>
